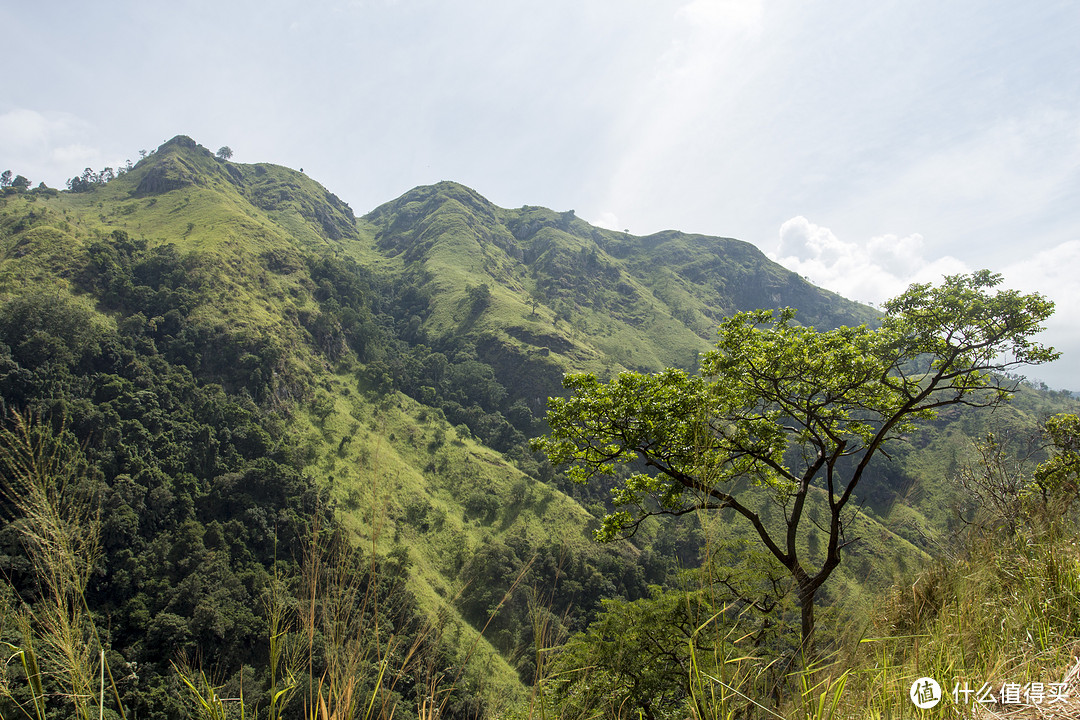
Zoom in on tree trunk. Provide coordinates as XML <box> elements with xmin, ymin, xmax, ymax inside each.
<box><xmin>798</xmin><ymin>581</ymin><xmax>817</xmax><ymax>662</ymax></box>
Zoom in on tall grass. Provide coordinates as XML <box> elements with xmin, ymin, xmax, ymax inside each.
<box><xmin>838</xmin><ymin>523</ymin><xmax>1080</xmax><ymax>716</ymax></box>
<box><xmin>172</xmin><ymin>508</ymin><xmax>441</xmax><ymax>720</ymax></box>
<box><xmin>533</xmin><ymin>459</ymin><xmax>1080</xmax><ymax>720</ymax></box>
<box><xmin>674</xmin><ymin>420</ymin><xmax>1080</xmax><ymax>720</ymax></box>
<box><xmin>174</xmin><ymin>513</ymin><xmax>547</xmax><ymax>720</ymax></box>
<box><xmin>0</xmin><ymin>412</ymin><xmax>125</xmax><ymax>720</ymax></box>
<box><xmin>673</xmin><ymin>519</ymin><xmax>1080</xmax><ymax>718</ymax></box>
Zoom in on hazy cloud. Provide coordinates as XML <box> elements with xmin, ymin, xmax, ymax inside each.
<box><xmin>0</xmin><ymin>109</ymin><xmax>87</xmax><ymax>155</ymax></box>
<box><xmin>1003</xmin><ymin>240</ymin><xmax>1080</xmax><ymax>359</ymax></box>
<box><xmin>0</xmin><ymin>109</ymin><xmax>112</xmax><ymax>186</ymax></box>
<box><xmin>2</xmin><ymin>1</ymin><xmax>1077</xmax><ymax>385</ymax></box>
<box><xmin>591</xmin><ymin>211</ymin><xmax>622</xmax><ymax>231</ymax></box>
<box><xmin>674</xmin><ymin>0</ymin><xmax>763</xmax><ymax>36</ymax></box>
<box><xmin>827</xmin><ymin>104</ymin><xmax>1080</xmax><ymax>264</ymax></box>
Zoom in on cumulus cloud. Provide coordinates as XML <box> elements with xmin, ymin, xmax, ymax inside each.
<box><xmin>773</xmin><ymin>217</ymin><xmax>1079</xmax><ymax>389</ymax></box>
<box><xmin>772</xmin><ymin>216</ymin><xmax>969</xmax><ymax>305</ymax></box>
<box><xmin>1004</xmin><ymin>240</ymin><xmax>1080</xmax><ymax>303</ymax></box>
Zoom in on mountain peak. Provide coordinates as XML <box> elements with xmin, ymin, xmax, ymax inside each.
<box><xmin>365</xmin><ymin>180</ymin><xmax>498</xmax><ymax>222</ymax></box>
<box><xmin>119</xmin><ymin>134</ymin><xmax>358</xmax><ymax>241</ymax></box>
<box><xmin>133</xmin><ymin>137</ymin><xmax>212</xmax><ymax>196</ymax></box>
<box><xmin>160</xmin><ymin>134</ymin><xmax>200</xmax><ymax>151</ymax></box>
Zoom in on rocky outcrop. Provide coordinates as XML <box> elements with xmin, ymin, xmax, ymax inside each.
<box><xmin>134</xmin><ymin>157</ymin><xmax>199</xmax><ymax>196</ymax></box>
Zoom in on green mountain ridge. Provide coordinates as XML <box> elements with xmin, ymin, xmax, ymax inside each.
<box><xmin>1</xmin><ymin>135</ymin><xmax>1074</xmax><ymax>718</ymax></box>
<box><xmin>357</xmin><ymin>179</ymin><xmax>879</xmax><ymax>439</ymax></box>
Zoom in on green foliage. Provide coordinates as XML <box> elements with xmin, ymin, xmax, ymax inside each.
<box><xmin>0</xmin><ymin>291</ymin><xmax>320</xmax><ymax>717</ymax></box>
<box><xmin>1035</xmin><ymin>412</ymin><xmax>1080</xmax><ymax>494</ymax></box>
<box><xmin>66</xmin><ymin>165</ymin><xmax>127</xmax><ymax>193</ymax></box>
<box><xmin>549</xmin><ymin>586</ymin><xmax>712</xmax><ymax>719</ymax></box>
<box><xmin>547</xmin><ymin>414</ymin><xmax>1080</xmax><ymax>719</ymax></box>
<box><xmin>466</xmin><ymin>282</ymin><xmax>491</xmax><ymax>317</ymax></box>
<box><xmin>455</xmin><ymin>535</ymin><xmax>651</xmax><ymax>683</ymax></box>
<box><xmin>538</xmin><ymin>271</ymin><xmax>1058</xmax><ymax>651</ymax></box>
<box><xmin>0</xmin><ymin>292</ymin><xmax>489</xmax><ymax>718</ymax></box>
<box><xmin>0</xmin><ymin>413</ymin><xmax>117</xmax><ymax>720</ymax></box>
<box><xmin>3</xmin><ymin>138</ymin><xmax>1077</xmax><ymax>718</ymax></box>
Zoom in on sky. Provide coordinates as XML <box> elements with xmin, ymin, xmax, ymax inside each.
<box><xmin>2</xmin><ymin>0</ymin><xmax>1078</xmax><ymax>388</ymax></box>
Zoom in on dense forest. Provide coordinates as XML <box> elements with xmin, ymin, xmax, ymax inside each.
<box><xmin>1</xmin><ymin>136</ymin><xmax>1078</xmax><ymax>719</ymax></box>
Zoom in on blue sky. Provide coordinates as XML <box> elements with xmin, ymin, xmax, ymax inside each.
<box><xmin>2</xmin><ymin>0</ymin><xmax>1078</xmax><ymax>387</ymax></box>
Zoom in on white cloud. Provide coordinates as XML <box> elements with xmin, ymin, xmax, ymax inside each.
<box><xmin>866</xmin><ymin>233</ymin><xmax>928</xmax><ymax>278</ymax></box>
<box><xmin>674</xmin><ymin>0</ymin><xmax>763</xmax><ymax>36</ymax></box>
<box><xmin>0</xmin><ymin>109</ymin><xmax>52</xmax><ymax>147</ymax></box>
<box><xmin>772</xmin><ymin>216</ymin><xmax>969</xmax><ymax>305</ymax></box>
<box><xmin>829</xmin><ymin>104</ymin><xmax>1080</xmax><ymax>263</ymax></box>
<box><xmin>50</xmin><ymin>143</ymin><xmax>100</xmax><ymax>168</ymax></box>
<box><xmin>773</xmin><ymin>217</ymin><xmax>1079</xmax><ymax>389</ymax></box>
<box><xmin>0</xmin><ymin>109</ymin><xmax>88</xmax><ymax>154</ymax></box>
<box><xmin>777</xmin><ymin>216</ymin><xmax>844</xmax><ymax>264</ymax></box>
<box><xmin>1004</xmin><ymin>240</ymin><xmax>1080</xmax><ymax>307</ymax></box>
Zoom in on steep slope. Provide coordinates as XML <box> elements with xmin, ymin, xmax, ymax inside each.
<box><xmin>0</xmin><ymin>140</ymin><xmax>677</xmax><ymax>709</ymax></box>
<box><xmin>3</xmin><ymin>135</ymin><xmax>1071</xmax><ymax>716</ymax></box>
<box><xmin>363</xmin><ymin>182</ymin><xmax>876</xmax><ymax>401</ymax></box>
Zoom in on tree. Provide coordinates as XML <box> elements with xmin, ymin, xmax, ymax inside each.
<box><xmin>1035</xmin><ymin>413</ymin><xmax>1080</xmax><ymax>501</ymax></box>
<box><xmin>66</xmin><ymin>168</ymin><xmax>99</xmax><ymax>193</ymax></box>
<box><xmin>536</xmin><ymin>271</ymin><xmax>1058</xmax><ymax>656</ymax></box>
<box><xmin>550</xmin><ymin>587</ymin><xmax>716</xmax><ymax>720</ymax></box>
<box><xmin>0</xmin><ymin>170</ymin><xmax>11</xmax><ymax>188</ymax></box>
<box><xmin>465</xmin><ymin>282</ymin><xmax>491</xmax><ymax>317</ymax></box>
<box><xmin>216</xmin><ymin>146</ymin><xmax>233</xmax><ymax>160</ymax></box>
<box><xmin>11</xmin><ymin>175</ymin><xmax>30</xmax><ymax>191</ymax></box>
<box><xmin>953</xmin><ymin>412</ymin><xmax>1080</xmax><ymax>537</ymax></box>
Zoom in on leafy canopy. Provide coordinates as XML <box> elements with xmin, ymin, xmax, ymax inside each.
<box><xmin>537</xmin><ymin>270</ymin><xmax>1057</xmax><ymax>591</ymax></box>
<box><xmin>1036</xmin><ymin>413</ymin><xmax>1080</xmax><ymax>494</ymax></box>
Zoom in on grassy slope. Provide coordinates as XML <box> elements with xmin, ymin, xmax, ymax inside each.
<box><xmin>365</xmin><ymin>182</ymin><xmax>877</xmax><ymax>381</ymax></box>
<box><xmin>361</xmin><ymin>182</ymin><xmax>966</xmax><ymax>630</ymax></box>
<box><xmin>0</xmin><ymin>140</ymin><xmax>642</xmax><ymax>703</ymax></box>
<box><xmin>0</xmin><ymin>142</ymin><xmax>531</xmax><ymax>701</ymax></box>
<box><xmin>291</xmin><ymin>371</ymin><xmax>620</xmax><ymax>705</ymax></box>
<box><xmin>4</xmin><ymin>137</ymin><xmax>1075</xmax><ymax>707</ymax></box>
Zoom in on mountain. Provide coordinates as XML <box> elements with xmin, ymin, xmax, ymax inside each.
<box><xmin>363</xmin><ymin>179</ymin><xmax>876</xmax><ymax>384</ymax></box>
<box><xmin>1</xmin><ymin>135</ymin><xmax>1073</xmax><ymax>718</ymax></box>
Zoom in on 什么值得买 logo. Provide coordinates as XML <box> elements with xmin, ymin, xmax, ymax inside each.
<box><xmin>909</xmin><ymin>677</ymin><xmax>942</xmax><ymax>709</ymax></box>
<box><xmin>909</xmin><ymin>677</ymin><xmax>1070</xmax><ymax>709</ymax></box>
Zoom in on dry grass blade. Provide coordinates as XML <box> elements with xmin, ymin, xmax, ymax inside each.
<box><xmin>0</xmin><ymin>410</ymin><xmax>125</xmax><ymax>720</ymax></box>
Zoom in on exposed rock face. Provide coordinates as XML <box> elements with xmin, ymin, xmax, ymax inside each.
<box><xmin>134</xmin><ymin>157</ymin><xmax>198</xmax><ymax>196</ymax></box>
<box><xmin>132</xmin><ymin>136</ymin><xmax>215</xmax><ymax>196</ymax></box>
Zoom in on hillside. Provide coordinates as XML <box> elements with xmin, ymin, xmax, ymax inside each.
<box><xmin>362</xmin><ymin>180</ymin><xmax>876</xmax><ymax>390</ymax></box>
<box><xmin>0</xmin><ymin>135</ymin><xmax>1074</xmax><ymax>719</ymax></box>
